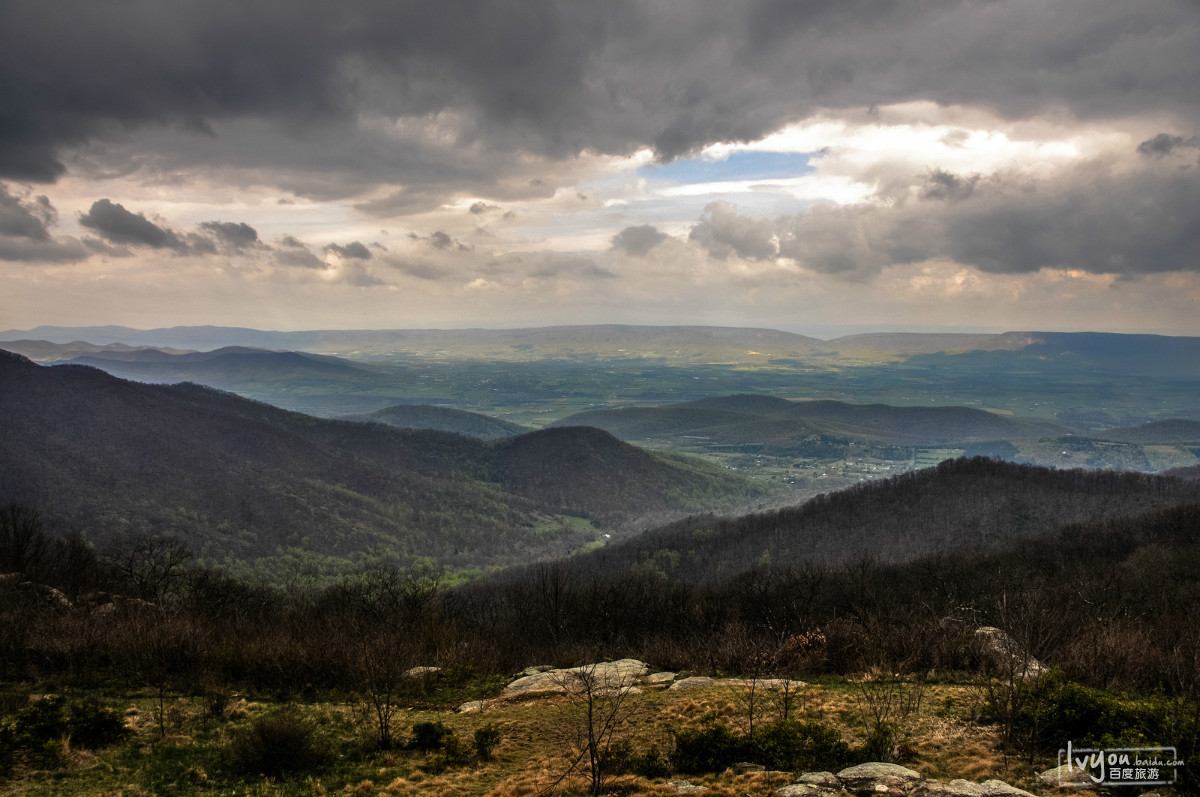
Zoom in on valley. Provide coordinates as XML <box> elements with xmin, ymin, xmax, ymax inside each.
<box><xmin>3</xmin><ymin>325</ymin><xmax>1200</xmax><ymax>796</ymax></box>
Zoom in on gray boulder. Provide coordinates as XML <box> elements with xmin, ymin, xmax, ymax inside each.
<box><xmin>501</xmin><ymin>659</ymin><xmax>648</xmax><ymax>698</ymax></box>
<box><xmin>795</xmin><ymin>772</ymin><xmax>844</xmax><ymax>790</ymax></box>
<box><xmin>914</xmin><ymin>779</ymin><xmax>1034</xmax><ymax>797</ymax></box>
<box><xmin>669</xmin><ymin>676</ymin><xmax>715</xmax><ymax>690</ymax></box>
<box><xmin>837</xmin><ymin>762</ymin><xmax>922</xmax><ymax>795</ymax></box>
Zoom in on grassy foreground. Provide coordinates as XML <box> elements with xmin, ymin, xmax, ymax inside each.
<box><xmin>0</xmin><ymin>673</ymin><xmax>1111</xmax><ymax>797</ymax></box>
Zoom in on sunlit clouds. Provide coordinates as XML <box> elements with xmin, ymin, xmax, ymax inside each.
<box><xmin>2</xmin><ymin>1</ymin><xmax>1198</xmax><ymax>334</ymax></box>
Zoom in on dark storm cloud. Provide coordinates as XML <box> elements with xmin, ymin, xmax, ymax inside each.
<box><xmin>1137</xmin><ymin>133</ymin><xmax>1200</xmax><ymax>157</ymax></box>
<box><xmin>921</xmin><ymin>170</ymin><xmax>980</xmax><ymax>202</ymax></box>
<box><xmin>199</xmin><ymin>220</ymin><xmax>260</xmax><ymax>249</ymax></box>
<box><xmin>469</xmin><ymin>201</ymin><xmax>500</xmax><ymax>214</ymax></box>
<box><xmin>0</xmin><ymin>184</ymin><xmax>54</xmax><ymax>240</ymax></box>
<box><xmin>611</xmin><ymin>224</ymin><xmax>668</xmax><ymax>256</ymax></box>
<box><xmin>78</xmin><ymin>199</ymin><xmax>185</xmax><ymax>250</ymax></box>
<box><xmin>5</xmin><ymin>0</ymin><xmax>1199</xmax><ymax>186</ymax></box>
<box><xmin>0</xmin><ymin>183</ymin><xmax>89</xmax><ymax>262</ymax></box>
<box><xmin>324</xmin><ymin>241</ymin><xmax>373</xmax><ymax>260</ymax></box>
<box><xmin>691</xmin><ymin>165</ymin><xmax>1200</xmax><ymax>277</ymax></box>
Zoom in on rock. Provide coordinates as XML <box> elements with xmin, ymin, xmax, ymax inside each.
<box><xmin>735</xmin><ymin>762</ymin><xmax>766</xmax><ymax>774</ymax></box>
<box><xmin>914</xmin><ymin>779</ymin><xmax>1034</xmax><ymax>797</ymax></box>
<box><xmin>837</xmin><ymin>762</ymin><xmax>922</xmax><ymax>795</ymax></box>
<box><xmin>501</xmin><ymin>659</ymin><xmax>649</xmax><ymax>699</ymax></box>
<box><xmin>669</xmin><ymin>779</ymin><xmax>708</xmax><ymax>794</ymax></box>
<box><xmin>1037</xmin><ymin>763</ymin><xmax>1102</xmax><ymax>789</ymax></box>
<box><xmin>668</xmin><ymin>676</ymin><xmax>715</xmax><ymax>690</ymax></box>
<box><xmin>644</xmin><ymin>671</ymin><xmax>677</xmax><ymax>684</ymax></box>
<box><xmin>778</xmin><ymin>785</ymin><xmax>840</xmax><ymax>797</ymax></box>
<box><xmin>404</xmin><ymin>666</ymin><xmax>440</xmax><ymax>678</ymax></box>
<box><xmin>973</xmin><ymin>626</ymin><xmax>1044</xmax><ymax>680</ymax></box>
<box><xmin>455</xmin><ymin>700</ymin><xmax>488</xmax><ymax>714</ymax></box>
<box><xmin>978</xmin><ymin>780</ymin><xmax>1035</xmax><ymax>796</ymax></box>
<box><xmin>521</xmin><ymin>664</ymin><xmax>554</xmax><ymax>676</ymax></box>
<box><xmin>594</xmin><ymin>685</ymin><xmax>642</xmax><ymax>697</ymax></box>
<box><xmin>569</xmin><ymin>658</ymin><xmax>649</xmax><ymax>686</ymax></box>
<box><xmin>502</xmin><ymin>670</ymin><xmax>571</xmax><ymax>697</ymax></box>
<box><xmin>725</xmin><ymin>677</ymin><xmax>806</xmax><ymax>690</ymax></box>
<box><xmin>796</xmin><ymin>772</ymin><xmax>844</xmax><ymax>790</ymax></box>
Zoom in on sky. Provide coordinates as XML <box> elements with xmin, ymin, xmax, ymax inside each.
<box><xmin>2</xmin><ymin>0</ymin><xmax>1199</xmax><ymax>336</ymax></box>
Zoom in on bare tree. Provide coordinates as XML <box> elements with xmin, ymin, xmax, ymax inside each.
<box><xmin>543</xmin><ymin>661</ymin><xmax>644</xmax><ymax>796</ymax></box>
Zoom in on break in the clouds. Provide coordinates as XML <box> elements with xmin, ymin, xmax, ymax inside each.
<box><xmin>2</xmin><ymin>0</ymin><xmax>1199</xmax><ymax>333</ymax></box>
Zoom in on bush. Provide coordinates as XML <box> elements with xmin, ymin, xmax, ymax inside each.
<box><xmin>10</xmin><ymin>695</ymin><xmax>68</xmax><ymax>749</ymax></box>
<box><xmin>6</xmin><ymin>694</ymin><xmax>128</xmax><ymax>767</ymax></box>
<box><xmin>410</xmin><ymin>720</ymin><xmax>452</xmax><ymax>751</ymax></box>
<box><xmin>672</xmin><ymin>713</ymin><xmax>853</xmax><ymax>774</ymax></box>
<box><xmin>853</xmin><ymin>722</ymin><xmax>895</xmax><ymax>763</ymax></box>
<box><xmin>228</xmin><ymin>706</ymin><xmax>329</xmax><ymax>777</ymax></box>
<box><xmin>473</xmin><ymin>723</ymin><xmax>501</xmax><ymax>761</ymax></box>
<box><xmin>0</xmin><ymin>724</ymin><xmax>15</xmax><ymax>777</ymax></box>
<box><xmin>424</xmin><ymin>731</ymin><xmax>473</xmax><ymax>773</ymax></box>
<box><xmin>670</xmin><ymin>714</ymin><xmax>747</xmax><ymax>773</ymax></box>
<box><xmin>65</xmin><ymin>698</ymin><xmax>128</xmax><ymax>749</ymax></box>
<box><xmin>628</xmin><ymin>743</ymin><xmax>671</xmax><ymax>778</ymax></box>
<box><xmin>754</xmin><ymin>720</ymin><xmax>853</xmax><ymax>772</ymax></box>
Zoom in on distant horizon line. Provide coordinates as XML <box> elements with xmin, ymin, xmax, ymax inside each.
<box><xmin>2</xmin><ymin>322</ymin><xmax>1197</xmax><ymax>342</ymax></box>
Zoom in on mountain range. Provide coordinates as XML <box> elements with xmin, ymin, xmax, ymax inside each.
<box><xmin>551</xmin><ymin>394</ymin><xmax>1066</xmax><ymax>448</ymax></box>
<box><xmin>0</xmin><ymin>351</ymin><xmax>762</xmax><ymax>569</ymax></box>
<box><xmin>6</xmin><ymin>325</ymin><xmax>1199</xmax><ymax>372</ymax></box>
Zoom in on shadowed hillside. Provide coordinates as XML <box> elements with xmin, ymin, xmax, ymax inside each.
<box><xmin>0</xmin><ymin>351</ymin><xmax>760</xmax><ymax>568</ymax></box>
<box><xmin>339</xmin><ymin>404</ymin><xmax>530</xmax><ymax>439</ymax></box>
<box><xmin>554</xmin><ymin>394</ymin><xmax>1065</xmax><ymax>447</ymax></box>
<box><xmin>563</xmin><ymin>457</ymin><xmax>1200</xmax><ymax>580</ymax></box>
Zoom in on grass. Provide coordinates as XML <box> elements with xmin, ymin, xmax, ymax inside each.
<box><xmin>0</xmin><ymin>676</ymin><xmax>1155</xmax><ymax>796</ymax></box>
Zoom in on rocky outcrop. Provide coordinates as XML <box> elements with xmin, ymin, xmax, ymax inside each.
<box><xmin>501</xmin><ymin>659</ymin><xmax>649</xmax><ymax>698</ymax></box>
<box><xmin>914</xmin><ymin>779</ymin><xmax>1036</xmax><ymax>797</ymax></box>
<box><xmin>837</xmin><ymin>762</ymin><xmax>923</xmax><ymax>794</ymax></box>
<box><xmin>645</xmin><ymin>671</ymin><xmax>677</xmax><ymax>684</ymax></box>
<box><xmin>774</xmin><ymin>767</ymin><xmax>1033</xmax><ymax>797</ymax></box>
<box><xmin>668</xmin><ymin>676</ymin><xmax>715</xmax><ymax>690</ymax></box>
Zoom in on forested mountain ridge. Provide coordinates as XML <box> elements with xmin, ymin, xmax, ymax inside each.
<box><xmin>553</xmin><ymin>394</ymin><xmax>1065</xmax><ymax>446</ymax></box>
<box><xmin>0</xmin><ymin>351</ymin><xmax>761</xmax><ymax>569</ymax></box>
<box><xmin>562</xmin><ymin>457</ymin><xmax>1200</xmax><ymax>581</ymax></box>
<box><xmin>338</xmin><ymin>404</ymin><xmax>530</xmax><ymax>439</ymax></box>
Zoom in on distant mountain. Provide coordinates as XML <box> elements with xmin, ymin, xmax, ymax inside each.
<box><xmin>552</xmin><ymin>394</ymin><xmax>1065</xmax><ymax>448</ymax></box>
<box><xmin>569</xmin><ymin>457</ymin><xmax>1200</xmax><ymax>580</ymax></box>
<box><xmin>0</xmin><ymin>351</ymin><xmax>760</xmax><ymax>567</ymax></box>
<box><xmin>64</xmin><ymin>347</ymin><xmax>376</xmax><ymax>383</ymax></box>
<box><xmin>0</xmin><ymin>339</ymin><xmax>193</xmax><ymax>362</ymax></box>
<box><xmin>904</xmin><ymin>331</ymin><xmax>1200</xmax><ymax>379</ymax></box>
<box><xmin>340</xmin><ymin>404</ymin><xmax>529</xmax><ymax>439</ymax></box>
<box><xmin>1094</xmin><ymin>419</ymin><xmax>1200</xmax><ymax>444</ymax></box>
<box><xmin>0</xmin><ymin>324</ymin><xmax>826</xmax><ymax>362</ymax></box>
<box><xmin>6</xmin><ymin>326</ymin><xmax>1200</xmax><ymax>370</ymax></box>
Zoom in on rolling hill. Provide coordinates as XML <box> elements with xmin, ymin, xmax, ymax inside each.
<box><xmin>563</xmin><ymin>457</ymin><xmax>1200</xmax><ymax>581</ymax></box>
<box><xmin>0</xmin><ymin>351</ymin><xmax>762</xmax><ymax>569</ymax></box>
<box><xmin>552</xmin><ymin>394</ymin><xmax>1065</xmax><ymax>448</ymax></box>
<box><xmin>339</xmin><ymin>404</ymin><xmax>529</xmax><ymax>439</ymax></box>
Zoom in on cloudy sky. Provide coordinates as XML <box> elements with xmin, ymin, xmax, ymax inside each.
<box><xmin>2</xmin><ymin>0</ymin><xmax>1199</xmax><ymax>335</ymax></box>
